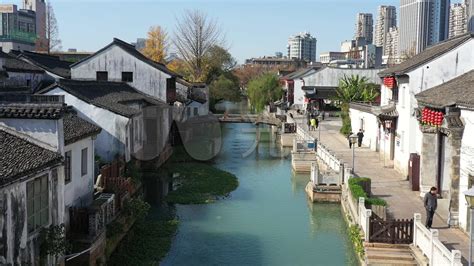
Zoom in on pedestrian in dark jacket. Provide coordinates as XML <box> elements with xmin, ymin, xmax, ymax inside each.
<box><xmin>357</xmin><ymin>129</ymin><xmax>364</xmax><ymax>147</ymax></box>
<box><xmin>424</xmin><ymin>187</ymin><xmax>438</xmax><ymax>229</ymax></box>
<box><xmin>347</xmin><ymin>131</ymin><xmax>353</xmax><ymax>148</ymax></box>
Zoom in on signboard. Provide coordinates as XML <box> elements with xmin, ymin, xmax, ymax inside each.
<box><xmin>0</xmin><ymin>5</ymin><xmax>15</xmax><ymax>13</ymax></box>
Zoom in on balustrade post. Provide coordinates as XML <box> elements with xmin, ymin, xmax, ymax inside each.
<box><xmin>451</xmin><ymin>250</ymin><xmax>462</xmax><ymax>266</ymax></box>
<box><xmin>413</xmin><ymin>213</ymin><xmax>421</xmax><ymax>246</ymax></box>
<box><xmin>293</xmin><ymin>138</ymin><xmax>297</xmax><ymax>153</ymax></box>
<box><xmin>430</xmin><ymin>229</ymin><xmax>439</xmax><ymax>264</ymax></box>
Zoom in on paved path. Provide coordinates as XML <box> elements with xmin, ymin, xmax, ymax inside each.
<box><xmin>293</xmin><ymin>113</ymin><xmax>470</xmax><ymax>264</ymax></box>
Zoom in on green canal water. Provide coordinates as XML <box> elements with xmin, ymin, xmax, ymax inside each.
<box><xmin>160</xmin><ymin>122</ymin><xmax>358</xmax><ymax>266</ymax></box>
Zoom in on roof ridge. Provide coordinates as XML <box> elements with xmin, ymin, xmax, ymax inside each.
<box><xmin>0</xmin><ymin>125</ymin><xmax>59</xmax><ymax>153</ymax></box>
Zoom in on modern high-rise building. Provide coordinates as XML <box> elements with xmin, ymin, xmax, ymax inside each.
<box><xmin>399</xmin><ymin>0</ymin><xmax>450</xmax><ymax>57</ymax></box>
<box><xmin>449</xmin><ymin>2</ymin><xmax>468</xmax><ymax>38</ymax></box>
<box><xmin>384</xmin><ymin>27</ymin><xmax>400</xmax><ymax>64</ymax></box>
<box><xmin>355</xmin><ymin>13</ymin><xmax>374</xmax><ymax>44</ymax></box>
<box><xmin>287</xmin><ymin>32</ymin><xmax>317</xmax><ymax>63</ymax></box>
<box><xmin>374</xmin><ymin>6</ymin><xmax>397</xmax><ymax>55</ymax></box>
<box><xmin>22</xmin><ymin>0</ymin><xmax>46</xmax><ymax>51</ymax></box>
<box><xmin>0</xmin><ymin>4</ymin><xmax>37</xmax><ymax>52</ymax></box>
<box><xmin>467</xmin><ymin>0</ymin><xmax>474</xmax><ymax>31</ymax></box>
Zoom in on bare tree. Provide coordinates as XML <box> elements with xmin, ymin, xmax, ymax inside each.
<box><xmin>37</xmin><ymin>2</ymin><xmax>61</xmax><ymax>53</ymax></box>
<box><xmin>173</xmin><ymin>10</ymin><xmax>224</xmax><ymax>82</ymax></box>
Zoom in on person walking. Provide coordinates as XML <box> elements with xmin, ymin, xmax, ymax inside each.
<box><xmin>347</xmin><ymin>131</ymin><xmax>353</xmax><ymax>148</ymax></box>
<box><xmin>310</xmin><ymin>118</ymin><xmax>316</xmax><ymax>131</ymax></box>
<box><xmin>357</xmin><ymin>129</ymin><xmax>364</xmax><ymax>147</ymax></box>
<box><xmin>424</xmin><ymin>187</ymin><xmax>438</xmax><ymax>229</ymax></box>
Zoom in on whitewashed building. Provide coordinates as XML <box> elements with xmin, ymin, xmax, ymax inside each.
<box><xmin>415</xmin><ymin>70</ymin><xmax>474</xmax><ymax>230</ymax></box>
<box><xmin>40</xmin><ymin>79</ymin><xmax>171</xmax><ymax>164</ymax></box>
<box><xmin>70</xmin><ymin>38</ymin><xmax>178</xmax><ymax>104</ymax></box>
<box><xmin>0</xmin><ymin>51</ymin><xmax>46</xmax><ymax>93</ymax></box>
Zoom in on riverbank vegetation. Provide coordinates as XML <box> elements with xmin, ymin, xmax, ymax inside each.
<box><xmin>348</xmin><ymin>177</ymin><xmax>387</xmax><ymax>206</ymax></box>
<box><xmin>163</xmin><ymin>146</ymin><xmax>239</xmax><ymax>204</ymax></box>
<box><xmin>247</xmin><ymin>73</ymin><xmax>284</xmax><ymax>113</ymax></box>
<box><xmin>349</xmin><ymin>225</ymin><xmax>365</xmax><ymax>257</ymax></box>
<box><xmin>334</xmin><ymin>75</ymin><xmax>379</xmax><ymax>135</ymax></box>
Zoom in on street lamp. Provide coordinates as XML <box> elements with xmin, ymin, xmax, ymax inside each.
<box><xmin>464</xmin><ymin>187</ymin><xmax>474</xmax><ymax>266</ymax></box>
<box><xmin>350</xmin><ymin>133</ymin><xmax>358</xmax><ymax>173</ymax></box>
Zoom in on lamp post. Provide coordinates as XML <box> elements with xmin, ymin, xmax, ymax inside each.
<box><xmin>464</xmin><ymin>187</ymin><xmax>474</xmax><ymax>266</ymax></box>
<box><xmin>350</xmin><ymin>133</ymin><xmax>358</xmax><ymax>173</ymax></box>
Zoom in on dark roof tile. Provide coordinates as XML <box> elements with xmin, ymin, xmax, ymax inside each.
<box><xmin>63</xmin><ymin>110</ymin><xmax>102</xmax><ymax>145</ymax></box>
<box><xmin>15</xmin><ymin>51</ymin><xmax>72</xmax><ymax>78</ymax></box>
<box><xmin>379</xmin><ymin>33</ymin><xmax>474</xmax><ymax>77</ymax></box>
<box><xmin>0</xmin><ymin>129</ymin><xmax>62</xmax><ymax>185</ymax></box>
<box><xmin>0</xmin><ymin>51</ymin><xmax>45</xmax><ymax>73</ymax></box>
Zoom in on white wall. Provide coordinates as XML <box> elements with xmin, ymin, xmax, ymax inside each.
<box><xmin>45</xmin><ymin>87</ymin><xmax>130</xmax><ymax>162</ymax></box>
<box><xmin>382</xmin><ymin>39</ymin><xmax>474</xmax><ymax>176</ymax></box>
<box><xmin>458</xmin><ymin>109</ymin><xmax>474</xmax><ymax>232</ymax></box>
<box><xmin>349</xmin><ymin>108</ymin><xmax>379</xmax><ymax>151</ymax></box>
<box><xmin>0</xmin><ymin>118</ymin><xmax>64</xmax><ymax>154</ymax></box>
<box><xmin>293</xmin><ymin>78</ymin><xmax>305</xmax><ymax>107</ymax></box>
<box><xmin>0</xmin><ymin>166</ymin><xmax>65</xmax><ymax>265</ymax></box>
<box><xmin>64</xmin><ymin>137</ymin><xmax>95</xmax><ymax>208</ymax></box>
<box><xmin>71</xmin><ymin>45</ymin><xmax>172</xmax><ymax>102</ymax></box>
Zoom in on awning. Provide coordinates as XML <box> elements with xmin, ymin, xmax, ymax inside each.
<box><xmin>372</xmin><ymin>103</ymin><xmax>398</xmax><ymax>121</ymax></box>
<box><xmin>302</xmin><ymin>86</ymin><xmax>337</xmax><ymax>100</ymax></box>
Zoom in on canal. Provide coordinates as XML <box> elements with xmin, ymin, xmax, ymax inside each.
<box><xmin>160</xmin><ymin>121</ymin><xmax>358</xmax><ymax>265</ymax></box>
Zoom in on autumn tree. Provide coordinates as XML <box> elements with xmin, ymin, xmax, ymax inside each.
<box><xmin>36</xmin><ymin>2</ymin><xmax>61</xmax><ymax>53</ymax></box>
<box><xmin>142</xmin><ymin>26</ymin><xmax>168</xmax><ymax>64</ymax></box>
<box><xmin>233</xmin><ymin>65</ymin><xmax>270</xmax><ymax>90</ymax></box>
<box><xmin>173</xmin><ymin>10</ymin><xmax>224</xmax><ymax>82</ymax></box>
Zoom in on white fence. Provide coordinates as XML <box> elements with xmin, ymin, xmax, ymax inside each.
<box><xmin>413</xmin><ymin>213</ymin><xmax>462</xmax><ymax>266</ymax></box>
<box><xmin>359</xmin><ymin>197</ymin><xmax>372</xmax><ymax>241</ymax></box>
<box><xmin>317</xmin><ymin>142</ymin><xmax>343</xmax><ymax>173</ymax></box>
<box><xmin>311</xmin><ymin>162</ymin><xmax>340</xmax><ymax>185</ymax></box>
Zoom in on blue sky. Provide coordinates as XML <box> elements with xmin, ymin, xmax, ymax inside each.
<box><xmin>7</xmin><ymin>0</ymin><xmax>402</xmax><ymax>63</ymax></box>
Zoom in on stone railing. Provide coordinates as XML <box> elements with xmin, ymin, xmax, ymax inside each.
<box><xmin>293</xmin><ymin>138</ymin><xmax>315</xmax><ymax>153</ymax></box>
<box><xmin>317</xmin><ymin>142</ymin><xmax>343</xmax><ymax>173</ymax></box>
<box><xmin>311</xmin><ymin>162</ymin><xmax>340</xmax><ymax>186</ymax></box>
<box><xmin>359</xmin><ymin>197</ymin><xmax>372</xmax><ymax>241</ymax></box>
<box><xmin>413</xmin><ymin>213</ymin><xmax>462</xmax><ymax>266</ymax></box>
<box><xmin>296</xmin><ymin>124</ymin><xmax>315</xmax><ymax>142</ymax></box>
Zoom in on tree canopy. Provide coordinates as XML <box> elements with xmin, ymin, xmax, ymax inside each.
<box><xmin>247</xmin><ymin>73</ymin><xmax>283</xmax><ymax>113</ymax></box>
<box><xmin>142</xmin><ymin>26</ymin><xmax>168</xmax><ymax>64</ymax></box>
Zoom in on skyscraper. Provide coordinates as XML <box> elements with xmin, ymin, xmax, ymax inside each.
<box><xmin>374</xmin><ymin>6</ymin><xmax>397</xmax><ymax>55</ymax></box>
<box><xmin>22</xmin><ymin>0</ymin><xmax>46</xmax><ymax>51</ymax></box>
<box><xmin>355</xmin><ymin>13</ymin><xmax>374</xmax><ymax>44</ymax></box>
<box><xmin>449</xmin><ymin>2</ymin><xmax>468</xmax><ymax>38</ymax></box>
<box><xmin>399</xmin><ymin>0</ymin><xmax>450</xmax><ymax>57</ymax></box>
<box><xmin>287</xmin><ymin>32</ymin><xmax>317</xmax><ymax>63</ymax></box>
<box><xmin>467</xmin><ymin>0</ymin><xmax>474</xmax><ymax>31</ymax></box>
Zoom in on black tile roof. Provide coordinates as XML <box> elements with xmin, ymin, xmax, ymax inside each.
<box><xmin>281</xmin><ymin>66</ymin><xmax>322</xmax><ymax>80</ymax></box>
<box><xmin>379</xmin><ymin>33</ymin><xmax>474</xmax><ymax>77</ymax></box>
<box><xmin>14</xmin><ymin>51</ymin><xmax>72</xmax><ymax>78</ymax></box>
<box><xmin>0</xmin><ymin>101</ymin><xmax>66</xmax><ymax>119</ymax></box>
<box><xmin>415</xmin><ymin>70</ymin><xmax>474</xmax><ymax>109</ymax></box>
<box><xmin>0</xmin><ymin>129</ymin><xmax>63</xmax><ymax>186</ymax></box>
<box><xmin>71</xmin><ymin>38</ymin><xmax>179</xmax><ymax>77</ymax></box>
<box><xmin>39</xmin><ymin>79</ymin><xmax>168</xmax><ymax>117</ymax></box>
<box><xmin>0</xmin><ymin>51</ymin><xmax>45</xmax><ymax>73</ymax></box>
<box><xmin>63</xmin><ymin>110</ymin><xmax>102</xmax><ymax>145</ymax></box>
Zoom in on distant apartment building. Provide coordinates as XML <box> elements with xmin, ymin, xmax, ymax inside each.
<box><xmin>320</xmin><ymin>37</ymin><xmax>382</xmax><ymax>68</ymax></box>
<box><xmin>0</xmin><ymin>4</ymin><xmax>36</xmax><ymax>52</ymax></box>
<box><xmin>22</xmin><ymin>0</ymin><xmax>46</xmax><ymax>51</ymax></box>
<box><xmin>355</xmin><ymin>13</ymin><xmax>374</xmax><ymax>44</ymax></box>
<box><xmin>449</xmin><ymin>2</ymin><xmax>468</xmax><ymax>38</ymax></box>
<box><xmin>245</xmin><ymin>56</ymin><xmax>307</xmax><ymax>69</ymax></box>
<box><xmin>133</xmin><ymin>38</ymin><xmax>146</xmax><ymax>51</ymax></box>
<box><xmin>319</xmin><ymin>52</ymin><xmax>346</xmax><ymax>64</ymax></box>
<box><xmin>374</xmin><ymin>6</ymin><xmax>397</xmax><ymax>55</ymax></box>
<box><xmin>383</xmin><ymin>27</ymin><xmax>400</xmax><ymax>64</ymax></box>
<box><xmin>399</xmin><ymin>0</ymin><xmax>450</xmax><ymax>56</ymax></box>
<box><xmin>468</xmin><ymin>0</ymin><xmax>474</xmax><ymax>31</ymax></box>
<box><xmin>287</xmin><ymin>32</ymin><xmax>317</xmax><ymax>63</ymax></box>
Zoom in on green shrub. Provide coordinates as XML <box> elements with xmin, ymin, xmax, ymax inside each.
<box><xmin>349</xmin><ymin>225</ymin><xmax>364</xmax><ymax>257</ymax></box>
<box><xmin>348</xmin><ymin>177</ymin><xmax>387</xmax><ymax>206</ymax></box>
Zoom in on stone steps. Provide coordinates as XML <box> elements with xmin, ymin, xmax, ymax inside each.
<box><xmin>365</xmin><ymin>244</ymin><xmax>418</xmax><ymax>266</ymax></box>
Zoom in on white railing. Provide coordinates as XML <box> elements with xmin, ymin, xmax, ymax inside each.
<box><xmin>311</xmin><ymin>162</ymin><xmax>340</xmax><ymax>185</ymax></box>
<box><xmin>317</xmin><ymin>142</ymin><xmax>343</xmax><ymax>173</ymax></box>
<box><xmin>413</xmin><ymin>213</ymin><xmax>462</xmax><ymax>266</ymax></box>
<box><xmin>359</xmin><ymin>197</ymin><xmax>372</xmax><ymax>241</ymax></box>
<box><xmin>296</xmin><ymin>124</ymin><xmax>315</xmax><ymax>142</ymax></box>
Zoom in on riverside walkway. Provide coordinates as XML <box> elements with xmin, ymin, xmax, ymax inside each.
<box><xmin>291</xmin><ymin>112</ymin><xmax>470</xmax><ymax>264</ymax></box>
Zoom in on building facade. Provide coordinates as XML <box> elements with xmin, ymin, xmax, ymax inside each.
<box><xmin>468</xmin><ymin>0</ymin><xmax>474</xmax><ymax>32</ymax></box>
<box><xmin>287</xmin><ymin>32</ymin><xmax>317</xmax><ymax>63</ymax></box>
<box><xmin>449</xmin><ymin>2</ymin><xmax>468</xmax><ymax>38</ymax></box>
<box><xmin>22</xmin><ymin>0</ymin><xmax>46</xmax><ymax>51</ymax></box>
<box><xmin>383</xmin><ymin>27</ymin><xmax>400</xmax><ymax>65</ymax></box>
<box><xmin>355</xmin><ymin>13</ymin><xmax>374</xmax><ymax>44</ymax></box>
<box><xmin>374</xmin><ymin>5</ymin><xmax>397</xmax><ymax>53</ymax></box>
<box><xmin>0</xmin><ymin>4</ymin><xmax>36</xmax><ymax>52</ymax></box>
<box><xmin>399</xmin><ymin>0</ymin><xmax>450</xmax><ymax>56</ymax></box>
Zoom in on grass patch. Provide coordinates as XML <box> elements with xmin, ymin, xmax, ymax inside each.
<box><xmin>108</xmin><ymin>218</ymin><xmax>179</xmax><ymax>265</ymax></box>
<box><xmin>349</xmin><ymin>225</ymin><xmax>365</xmax><ymax>257</ymax></box>
<box><xmin>164</xmin><ymin>162</ymin><xmax>239</xmax><ymax>204</ymax></box>
<box><xmin>348</xmin><ymin>177</ymin><xmax>387</xmax><ymax>206</ymax></box>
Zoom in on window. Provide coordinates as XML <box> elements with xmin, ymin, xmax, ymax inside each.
<box><xmin>96</xmin><ymin>71</ymin><xmax>108</xmax><ymax>81</ymax></box>
<box><xmin>26</xmin><ymin>79</ymin><xmax>31</xmax><ymax>87</ymax></box>
<box><xmin>186</xmin><ymin>107</ymin><xmax>191</xmax><ymax>117</ymax></box>
<box><xmin>81</xmin><ymin>148</ymin><xmax>88</xmax><ymax>176</ymax></box>
<box><xmin>194</xmin><ymin>107</ymin><xmax>199</xmax><ymax>116</ymax></box>
<box><xmin>65</xmin><ymin>151</ymin><xmax>72</xmax><ymax>183</ymax></box>
<box><xmin>27</xmin><ymin>174</ymin><xmax>49</xmax><ymax>233</ymax></box>
<box><xmin>122</xmin><ymin>72</ymin><xmax>133</xmax><ymax>82</ymax></box>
